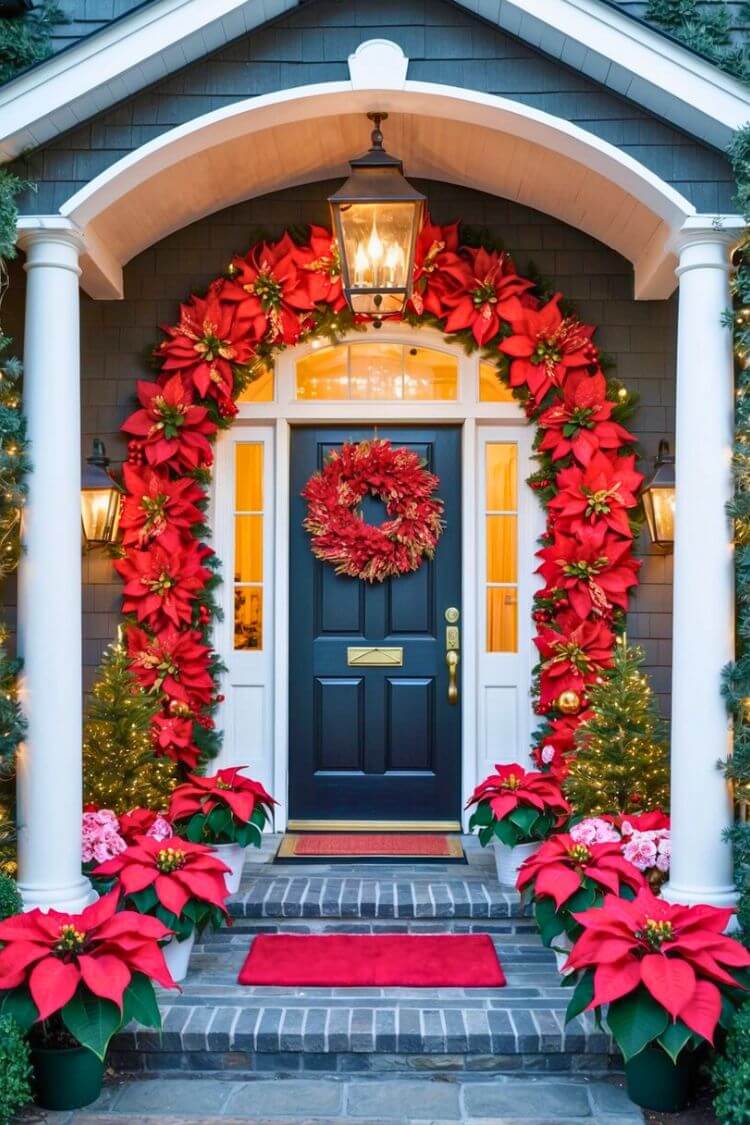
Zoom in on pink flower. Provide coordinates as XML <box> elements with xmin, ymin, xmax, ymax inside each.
<box><xmin>148</xmin><ymin>815</ymin><xmax>173</xmax><ymax>842</ymax></box>
<box><xmin>81</xmin><ymin>811</ymin><xmax>127</xmax><ymax>864</ymax></box>
<box><xmin>570</xmin><ymin>817</ymin><xmax>621</xmax><ymax>846</ymax></box>
<box><xmin>622</xmin><ymin>835</ymin><xmax>658</xmax><ymax>872</ymax></box>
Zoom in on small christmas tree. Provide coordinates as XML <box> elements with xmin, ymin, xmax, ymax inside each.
<box><xmin>83</xmin><ymin>638</ymin><xmax>177</xmax><ymax>813</ymax></box>
<box><xmin>564</xmin><ymin>639</ymin><xmax>670</xmax><ymax>817</ymax></box>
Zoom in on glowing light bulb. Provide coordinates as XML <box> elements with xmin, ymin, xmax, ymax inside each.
<box><xmin>367</xmin><ymin>219</ymin><xmax>384</xmax><ymax>265</ymax></box>
<box><xmin>354</xmin><ymin>243</ymin><xmax>369</xmax><ymax>285</ymax></box>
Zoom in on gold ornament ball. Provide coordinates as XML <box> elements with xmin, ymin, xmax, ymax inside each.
<box><xmin>557</xmin><ymin>690</ymin><xmax>581</xmax><ymax>715</ymax></box>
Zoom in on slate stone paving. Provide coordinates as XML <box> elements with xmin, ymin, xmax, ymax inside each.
<box><xmin>40</xmin><ymin>1073</ymin><xmax>645</xmax><ymax>1122</ymax></box>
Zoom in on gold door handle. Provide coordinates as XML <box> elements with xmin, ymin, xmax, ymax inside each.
<box><xmin>446</xmin><ymin>649</ymin><xmax>459</xmax><ymax>705</ymax></box>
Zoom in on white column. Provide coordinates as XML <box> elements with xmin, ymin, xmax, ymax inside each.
<box><xmin>662</xmin><ymin>220</ymin><xmax>736</xmax><ymax>909</ymax></box>
<box><xmin>15</xmin><ymin>222</ymin><xmax>94</xmax><ymax>912</ymax></box>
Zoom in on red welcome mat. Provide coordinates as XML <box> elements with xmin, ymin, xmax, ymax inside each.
<box><xmin>238</xmin><ymin>934</ymin><xmax>506</xmax><ymax>988</ymax></box>
<box><xmin>276</xmin><ymin>832</ymin><xmax>464</xmax><ymax>861</ymax></box>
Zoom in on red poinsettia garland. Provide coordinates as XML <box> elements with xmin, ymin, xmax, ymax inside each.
<box><xmin>116</xmin><ymin>217</ymin><xmax>642</xmax><ymax>769</ymax></box>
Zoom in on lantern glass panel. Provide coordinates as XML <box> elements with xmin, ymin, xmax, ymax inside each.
<box><xmin>336</xmin><ymin>201</ymin><xmax>420</xmax><ymax>314</ymax></box>
<box><xmin>643</xmin><ymin>485</ymin><xmax>675</xmax><ymax>547</ymax></box>
<box><xmin>81</xmin><ymin>487</ymin><xmax>121</xmax><ymax>544</ymax></box>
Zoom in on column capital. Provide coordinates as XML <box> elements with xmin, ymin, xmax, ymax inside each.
<box><xmin>670</xmin><ymin>215</ymin><xmax>743</xmax><ymax>275</ymax></box>
<box><xmin>16</xmin><ymin>216</ymin><xmax>86</xmax><ymax>274</ymax></box>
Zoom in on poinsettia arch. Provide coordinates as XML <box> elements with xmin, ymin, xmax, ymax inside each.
<box><xmin>116</xmin><ymin>218</ymin><xmax>643</xmax><ymax>777</ymax></box>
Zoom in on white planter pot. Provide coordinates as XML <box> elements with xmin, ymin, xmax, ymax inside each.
<box><xmin>493</xmin><ymin>840</ymin><xmax>541</xmax><ymax>888</ymax></box>
<box><xmin>162</xmin><ymin>930</ymin><xmax>195</xmax><ymax>983</ymax></box>
<box><xmin>552</xmin><ymin>933</ymin><xmax>574</xmax><ymax>976</ymax></box>
<box><xmin>212</xmin><ymin>842</ymin><xmax>246</xmax><ymax>895</ymax></box>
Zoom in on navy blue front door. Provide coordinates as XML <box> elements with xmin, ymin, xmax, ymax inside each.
<box><xmin>289</xmin><ymin>426</ymin><xmax>462</xmax><ymax>824</ymax></box>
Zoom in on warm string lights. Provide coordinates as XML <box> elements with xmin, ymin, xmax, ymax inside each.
<box><xmin>563</xmin><ymin>640</ymin><xmax>670</xmax><ymax>817</ymax></box>
<box><xmin>82</xmin><ymin>638</ymin><xmax>177</xmax><ymax>813</ymax></box>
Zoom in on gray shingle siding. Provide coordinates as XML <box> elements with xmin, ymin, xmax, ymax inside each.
<box><xmin>0</xmin><ymin>177</ymin><xmax>678</xmax><ymax>710</ymax></box>
<box><xmin>11</xmin><ymin>0</ymin><xmax>735</xmax><ymax>215</ymax></box>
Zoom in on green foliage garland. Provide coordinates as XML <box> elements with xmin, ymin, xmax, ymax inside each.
<box><xmin>0</xmin><ymin>0</ymin><xmax>63</xmax><ymax>85</ymax></box>
<box><xmin>645</xmin><ymin>0</ymin><xmax>750</xmax><ymax>80</ymax></box>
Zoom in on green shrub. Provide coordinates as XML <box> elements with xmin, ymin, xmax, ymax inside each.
<box><xmin>0</xmin><ymin>872</ymin><xmax>21</xmax><ymax>921</ymax></box>
<box><xmin>0</xmin><ymin>1016</ymin><xmax>32</xmax><ymax>1125</ymax></box>
<box><xmin>714</xmin><ymin>1000</ymin><xmax>750</xmax><ymax>1124</ymax></box>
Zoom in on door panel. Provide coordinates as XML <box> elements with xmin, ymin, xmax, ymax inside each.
<box><xmin>289</xmin><ymin>425</ymin><xmax>461</xmax><ymax>823</ymax></box>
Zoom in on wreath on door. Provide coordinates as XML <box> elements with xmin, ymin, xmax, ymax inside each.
<box><xmin>302</xmin><ymin>438</ymin><xmax>444</xmax><ymax>582</ymax></box>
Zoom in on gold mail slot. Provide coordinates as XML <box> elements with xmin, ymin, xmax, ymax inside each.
<box><xmin>347</xmin><ymin>646</ymin><xmax>404</xmax><ymax>667</ymax></box>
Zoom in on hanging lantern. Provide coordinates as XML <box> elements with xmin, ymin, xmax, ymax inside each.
<box><xmin>81</xmin><ymin>440</ymin><xmax>121</xmax><ymax>547</ymax></box>
<box><xmin>328</xmin><ymin>113</ymin><xmax>425</xmax><ymax>324</ymax></box>
<box><xmin>642</xmin><ymin>439</ymin><xmax>675</xmax><ymax>553</ymax></box>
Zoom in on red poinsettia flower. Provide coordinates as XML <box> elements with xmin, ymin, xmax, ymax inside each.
<box><xmin>441</xmin><ymin>246</ymin><xmax>533</xmax><ymax>346</ymax></box>
<box><xmin>567</xmin><ymin>886</ymin><xmax>750</xmax><ymax>1044</ymax></box>
<box><xmin>547</xmin><ymin>452</ymin><xmax>643</xmax><ymax>540</ymax></box>
<box><xmin>537</xmin><ymin>370</ymin><xmax>635</xmax><ymax>465</ymax></box>
<box><xmin>531</xmin><ymin>714</ymin><xmax>584</xmax><ymax>774</ymax></box>
<box><xmin>169</xmin><ymin>766</ymin><xmax>277</xmax><ymax>826</ymax></box>
<box><xmin>535</xmin><ymin>611</ymin><xmax>615</xmax><ymax>710</ymax></box>
<box><xmin>295</xmin><ymin>225</ymin><xmax>346</xmax><ymax>310</ymax></box>
<box><xmin>115</xmin><ymin>541</ymin><xmax>212</xmax><ymax>630</ymax></box>
<box><xmin>499</xmin><ymin>294</ymin><xmax>598</xmax><ymax>402</ymax></box>
<box><xmin>536</xmin><ymin>525</ymin><xmax>640</xmax><ymax>619</ymax></box>
<box><xmin>126</xmin><ymin>625</ymin><xmax>214</xmax><ymax>708</ymax></box>
<box><xmin>0</xmin><ymin>890</ymin><xmax>175</xmax><ymax>1022</ymax></box>
<box><xmin>466</xmin><ymin>762</ymin><xmax>570</xmax><ymax>822</ymax></box>
<box><xmin>94</xmin><ymin>835</ymin><xmax>230</xmax><ymax>919</ymax></box>
<box><xmin>151</xmin><ymin>711</ymin><xmax>201</xmax><ymax>769</ymax></box>
<box><xmin>517</xmin><ymin>832</ymin><xmax>646</xmax><ymax>907</ymax></box>
<box><xmin>409</xmin><ymin>217</ymin><xmax>467</xmax><ymax>318</ymax></box>
<box><xmin>157</xmin><ymin>288</ymin><xmax>255</xmax><ymax>404</ymax></box>
<box><xmin>118</xmin><ymin>807</ymin><xmax>173</xmax><ymax>844</ymax></box>
<box><xmin>119</xmin><ymin>465</ymin><xmax>205</xmax><ymax>553</ymax></box>
<box><xmin>223</xmin><ymin>233</ymin><xmax>315</xmax><ymax>345</ymax></box>
<box><xmin>121</xmin><ymin>375</ymin><xmax>217</xmax><ymax>473</ymax></box>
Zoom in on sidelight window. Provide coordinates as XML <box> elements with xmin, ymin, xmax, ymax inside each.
<box><xmin>234</xmin><ymin>442</ymin><xmax>264</xmax><ymax>649</ymax></box>
<box><xmin>485</xmin><ymin>442</ymin><xmax>518</xmax><ymax>652</ymax></box>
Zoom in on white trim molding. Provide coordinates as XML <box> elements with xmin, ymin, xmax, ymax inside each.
<box><xmin>0</xmin><ymin>0</ymin><xmax>747</xmax><ymax>162</ymax></box>
<box><xmin>28</xmin><ymin>75</ymin><xmax>727</xmax><ymax>301</ymax></box>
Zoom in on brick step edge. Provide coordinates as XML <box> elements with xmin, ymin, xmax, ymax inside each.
<box><xmin>218</xmin><ymin>918</ymin><xmax>539</xmax><ymax>934</ymax></box>
<box><xmin>113</xmin><ymin>1006</ymin><xmax>612</xmax><ymax>1061</ymax></box>
<box><xmin>229</xmin><ymin>891</ymin><xmax>529</xmax><ymax>921</ymax></box>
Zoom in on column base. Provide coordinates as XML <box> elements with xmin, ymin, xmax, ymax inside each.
<box><xmin>661</xmin><ymin>879</ymin><xmax>737</xmax><ymax>910</ymax></box>
<box><xmin>17</xmin><ymin>874</ymin><xmax>97</xmax><ymax>914</ymax></box>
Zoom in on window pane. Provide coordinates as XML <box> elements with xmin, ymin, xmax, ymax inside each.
<box><xmin>479</xmin><ymin>361</ymin><xmax>515</xmax><ymax>403</ymax></box>
<box><xmin>237</xmin><ymin>364</ymin><xmax>274</xmax><ymax>402</ymax></box>
<box><xmin>235</xmin><ymin>515</ymin><xmax>263</xmax><ymax>583</ymax></box>
<box><xmin>403</xmin><ymin>346</ymin><xmax>457</xmax><ymax>400</ymax></box>
<box><xmin>297</xmin><ymin>345</ymin><xmax>349</xmax><ymax>399</ymax></box>
<box><xmin>234</xmin><ymin>586</ymin><xmax>263</xmax><ymax>650</ymax></box>
<box><xmin>486</xmin><ymin>443</ymin><xmax>517</xmax><ymax>511</ymax></box>
<box><xmin>487</xmin><ymin>588</ymin><xmax>517</xmax><ymax>652</ymax></box>
<box><xmin>349</xmin><ymin>342</ymin><xmax>402</xmax><ymax>399</ymax></box>
<box><xmin>486</xmin><ymin>515</ymin><xmax>517</xmax><ymax>583</ymax></box>
<box><xmin>235</xmin><ymin>443</ymin><xmax>263</xmax><ymax>511</ymax></box>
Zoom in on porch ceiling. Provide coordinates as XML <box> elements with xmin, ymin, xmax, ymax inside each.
<box><xmin>57</xmin><ymin>82</ymin><xmax>698</xmax><ymax>302</ymax></box>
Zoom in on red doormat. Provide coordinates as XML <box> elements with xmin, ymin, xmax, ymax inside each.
<box><xmin>276</xmin><ymin>832</ymin><xmax>464</xmax><ymax>861</ymax></box>
<box><xmin>238</xmin><ymin>934</ymin><xmax>506</xmax><ymax>988</ymax></box>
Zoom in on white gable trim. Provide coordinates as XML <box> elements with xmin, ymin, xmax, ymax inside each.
<box><xmin>0</xmin><ymin>0</ymin><xmax>748</xmax><ymax>163</ymax></box>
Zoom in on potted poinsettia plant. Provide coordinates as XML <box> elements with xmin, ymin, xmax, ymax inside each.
<box><xmin>466</xmin><ymin>762</ymin><xmax>570</xmax><ymax>886</ymax></box>
<box><xmin>168</xmin><ymin>766</ymin><xmax>276</xmax><ymax>893</ymax></box>
<box><xmin>93</xmin><ymin>835</ymin><xmax>231</xmax><ymax>981</ymax></box>
<box><xmin>564</xmin><ymin>886</ymin><xmax>750</xmax><ymax>1112</ymax></box>
<box><xmin>95</xmin><ymin>832</ymin><xmax>232</xmax><ymax>981</ymax></box>
<box><xmin>516</xmin><ymin>829</ymin><xmax>645</xmax><ymax>972</ymax></box>
<box><xmin>0</xmin><ymin>891</ymin><xmax>176</xmax><ymax>1111</ymax></box>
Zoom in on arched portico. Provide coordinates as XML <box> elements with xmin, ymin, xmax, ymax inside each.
<box><xmin>13</xmin><ymin>42</ymin><xmax>742</xmax><ymax>913</ymax></box>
